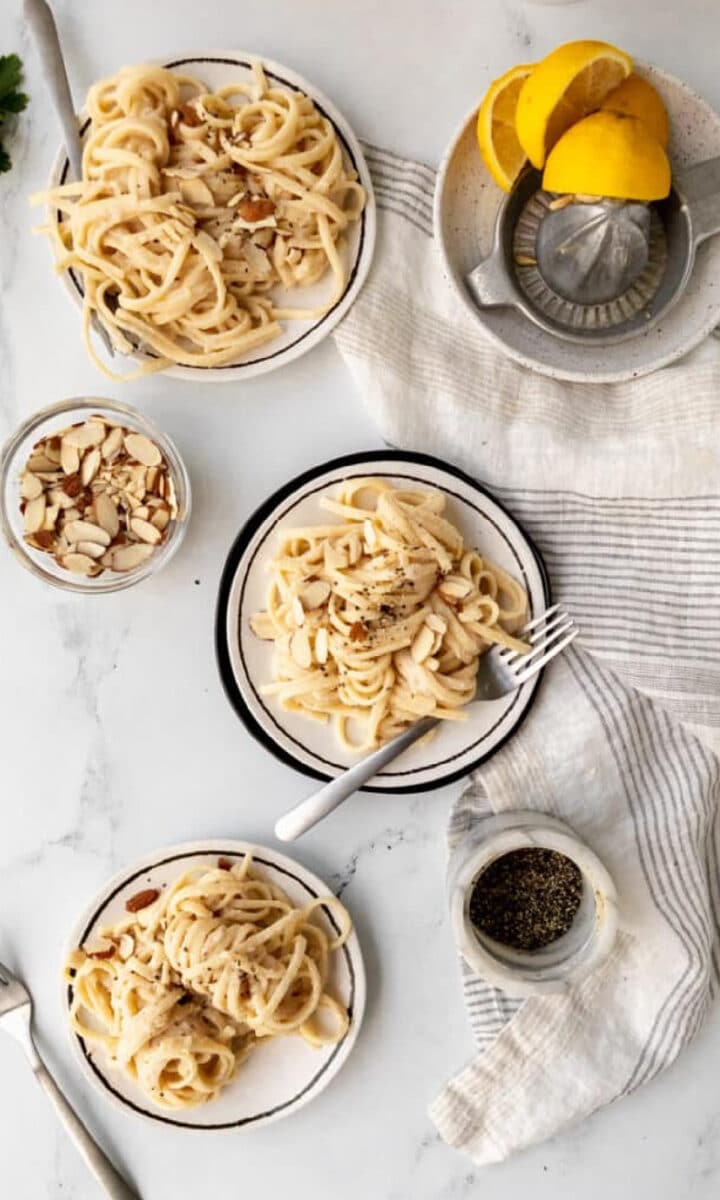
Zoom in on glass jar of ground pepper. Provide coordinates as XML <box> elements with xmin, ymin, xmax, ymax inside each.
<box><xmin>468</xmin><ymin>847</ymin><xmax>584</xmax><ymax>952</ymax></box>
<box><xmin>448</xmin><ymin>812</ymin><xmax>618</xmax><ymax>996</ymax></box>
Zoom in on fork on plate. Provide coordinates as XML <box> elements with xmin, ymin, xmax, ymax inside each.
<box><xmin>0</xmin><ymin>958</ymin><xmax>139</xmax><ymax>1198</ymax></box>
<box><xmin>275</xmin><ymin>604</ymin><xmax>578</xmax><ymax>841</ymax></box>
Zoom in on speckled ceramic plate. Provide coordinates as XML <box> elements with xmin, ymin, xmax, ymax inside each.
<box><xmin>49</xmin><ymin>51</ymin><xmax>376</xmax><ymax>382</ymax></box>
<box><xmin>435</xmin><ymin>63</ymin><xmax>720</xmax><ymax>382</ymax></box>
<box><xmin>64</xmin><ymin>840</ymin><xmax>365</xmax><ymax>1130</ymax></box>
<box><xmin>215</xmin><ymin>451</ymin><xmax>550</xmax><ymax>793</ymax></box>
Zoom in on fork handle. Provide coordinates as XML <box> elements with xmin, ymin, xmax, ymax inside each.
<box><xmin>274</xmin><ymin>716</ymin><xmax>438</xmax><ymax>841</ymax></box>
<box><xmin>33</xmin><ymin>1058</ymin><xmax>140</xmax><ymax>1199</ymax></box>
<box><xmin>24</xmin><ymin>0</ymin><xmax>83</xmax><ymax>179</ymax></box>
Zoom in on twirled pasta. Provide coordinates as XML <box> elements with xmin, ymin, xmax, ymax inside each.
<box><xmin>32</xmin><ymin>62</ymin><xmax>365</xmax><ymax>379</ymax></box>
<box><xmin>65</xmin><ymin>855</ymin><xmax>352</xmax><ymax>1110</ymax></box>
<box><xmin>250</xmin><ymin>479</ymin><xmax>530</xmax><ymax>751</ymax></box>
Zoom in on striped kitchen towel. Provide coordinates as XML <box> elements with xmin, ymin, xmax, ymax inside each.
<box><xmin>334</xmin><ymin>145</ymin><xmax>720</xmax><ymax>1165</ymax></box>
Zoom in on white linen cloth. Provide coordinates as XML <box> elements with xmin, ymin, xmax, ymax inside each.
<box><xmin>334</xmin><ymin>144</ymin><xmax>720</xmax><ymax>1165</ymax></box>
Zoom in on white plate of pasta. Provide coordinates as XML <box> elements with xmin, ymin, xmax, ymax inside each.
<box><xmin>64</xmin><ymin>841</ymin><xmax>365</xmax><ymax>1129</ymax></box>
<box><xmin>216</xmin><ymin>451</ymin><xmax>550</xmax><ymax>792</ymax></box>
<box><xmin>36</xmin><ymin>53</ymin><xmax>375</xmax><ymax>382</ymax></box>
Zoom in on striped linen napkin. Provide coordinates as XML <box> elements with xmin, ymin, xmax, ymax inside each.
<box><xmin>334</xmin><ymin>144</ymin><xmax>720</xmax><ymax>1165</ymax></box>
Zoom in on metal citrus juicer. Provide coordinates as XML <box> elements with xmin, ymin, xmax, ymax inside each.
<box><xmin>466</xmin><ymin>156</ymin><xmax>720</xmax><ymax>343</ymax></box>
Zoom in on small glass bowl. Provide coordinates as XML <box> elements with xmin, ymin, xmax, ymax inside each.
<box><xmin>0</xmin><ymin>397</ymin><xmax>191</xmax><ymax>594</ymax></box>
<box><xmin>448</xmin><ymin>811</ymin><xmax>618</xmax><ymax>996</ymax></box>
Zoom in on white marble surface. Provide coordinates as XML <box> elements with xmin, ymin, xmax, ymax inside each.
<box><xmin>1</xmin><ymin>1</ymin><xmax>720</xmax><ymax>1196</ymax></box>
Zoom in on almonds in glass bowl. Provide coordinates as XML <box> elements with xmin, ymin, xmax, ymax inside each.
<box><xmin>1</xmin><ymin>397</ymin><xmax>191</xmax><ymax>592</ymax></box>
<box><xmin>21</xmin><ymin>417</ymin><xmax>177</xmax><ymax>577</ymax></box>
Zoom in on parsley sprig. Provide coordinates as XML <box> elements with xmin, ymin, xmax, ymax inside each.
<box><xmin>0</xmin><ymin>54</ymin><xmax>29</xmax><ymax>174</ymax></box>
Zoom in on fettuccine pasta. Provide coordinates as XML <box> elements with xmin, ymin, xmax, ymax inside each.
<box><xmin>32</xmin><ymin>62</ymin><xmax>365</xmax><ymax>379</ymax></box>
<box><xmin>65</xmin><ymin>855</ymin><xmax>352</xmax><ymax>1110</ymax></box>
<box><xmin>250</xmin><ymin>479</ymin><xmax>530</xmax><ymax>751</ymax></box>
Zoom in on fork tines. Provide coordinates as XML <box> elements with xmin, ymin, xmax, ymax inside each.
<box><xmin>500</xmin><ymin>604</ymin><xmax>578</xmax><ymax>682</ymax></box>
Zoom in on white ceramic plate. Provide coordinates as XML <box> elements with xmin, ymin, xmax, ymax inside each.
<box><xmin>50</xmin><ymin>51</ymin><xmax>376</xmax><ymax>382</ymax></box>
<box><xmin>215</xmin><ymin>451</ymin><xmax>550</xmax><ymax>792</ymax></box>
<box><xmin>435</xmin><ymin>64</ymin><xmax>720</xmax><ymax>383</ymax></box>
<box><xmin>64</xmin><ymin>840</ymin><xmax>365</xmax><ymax>1130</ymax></box>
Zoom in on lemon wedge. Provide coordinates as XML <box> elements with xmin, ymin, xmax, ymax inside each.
<box><xmin>476</xmin><ymin>64</ymin><xmax>534</xmax><ymax>192</ymax></box>
<box><xmin>600</xmin><ymin>74</ymin><xmax>669</xmax><ymax>147</ymax></box>
<box><xmin>542</xmin><ymin>110</ymin><xmax>671</xmax><ymax>201</ymax></box>
<box><xmin>516</xmin><ymin>39</ymin><xmax>633</xmax><ymax>168</ymax></box>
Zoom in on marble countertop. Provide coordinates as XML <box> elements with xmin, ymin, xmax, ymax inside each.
<box><xmin>2</xmin><ymin>0</ymin><xmax>720</xmax><ymax>1196</ymax></box>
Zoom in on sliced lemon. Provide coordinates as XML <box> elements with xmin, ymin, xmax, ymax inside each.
<box><xmin>476</xmin><ymin>63</ymin><xmax>534</xmax><ymax>192</ymax></box>
<box><xmin>601</xmin><ymin>74</ymin><xmax>669</xmax><ymax>147</ymax></box>
<box><xmin>516</xmin><ymin>39</ymin><xmax>633</xmax><ymax>168</ymax></box>
<box><xmin>543</xmin><ymin>110</ymin><xmax>671</xmax><ymax>201</ymax></box>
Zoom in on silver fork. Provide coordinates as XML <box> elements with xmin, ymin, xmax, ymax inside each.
<box><xmin>275</xmin><ymin>605</ymin><xmax>578</xmax><ymax>841</ymax></box>
<box><xmin>0</xmin><ymin>959</ymin><xmax>140</xmax><ymax>1199</ymax></box>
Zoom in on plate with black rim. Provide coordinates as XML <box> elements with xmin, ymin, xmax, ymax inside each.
<box><xmin>48</xmin><ymin>51</ymin><xmax>376</xmax><ymax>382</ymax></box>
<box><xmin>64</xmin><ymin>840</ymin><xmax>365</xmax><ymax>1130</ymax></box>
<box><xmin>215</xmin><ymin>451</ymin><xmax>550</xmax><ymax>792</ymax></box>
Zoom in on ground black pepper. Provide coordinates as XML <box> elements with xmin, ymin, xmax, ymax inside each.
<box><xmin>469</xmin><ymin>848</ymin><xmax>583</xmax><ymax>951</ymax></box>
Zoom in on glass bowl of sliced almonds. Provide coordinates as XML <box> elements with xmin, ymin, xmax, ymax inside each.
<box><xmin>0</xmin><ymin>397</ymin><xmax>191</xmax><ymax>592</ymax></box>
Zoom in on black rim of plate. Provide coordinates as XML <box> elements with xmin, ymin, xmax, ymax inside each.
<box><xmin>215</xmin><ymin>450</ymin><xmax>552</xmax><ymax>794</ymax></box>
<box><xmin>68</xmin><ymin>847</ymin><xmax>358</xmax><ymax>1129</ymax></box>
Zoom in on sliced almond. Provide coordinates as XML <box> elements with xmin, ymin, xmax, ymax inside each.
<box><xmin>76</xmin><ymin>540</ymin><xmax>106</xmax><ymax>559</ymax></box>
<box><xmin>315</xmin><ymin>627</ymin><xmax>329</xmax><ymax>664</ymax></box>
<box><xmin>20</xmin><ymin>472</ymin><xmax>43</xmax><ymax>500</ymax></box>
<box><xmin>124</xmin><ymin>432</ymin><xmax>161</xmax><ymax>467</ymax></box>
<box><xmin>324</xmin><ymin>543</ymin><xmax>347</xmax><ymax>571</ymax></box>
<box><xmin>24</xmin><ymin>494</ymin><xmax>46</xmax><ymax>534</ymax></box>
<box><xmin>64</xmin><ymin>519</ymin><xmax>111</xmax><ymax>547</ymax></box>
<box><xmin>94</xmin><ymin>492</ymin><xmax>120</xmax><ymax>538</ymax></box>
<box><xmin>60</xmin><ymin>440</ymin><xmax>80</xmax><ymax>476</ymax></box>
<box><xmin>101</xmin><ymin>426</ymin><xmax>124</xmax><ymax>461</ymax></box>
<box><xmin>145</xmin><ymin>466</ymin><xmax>159</xmax><ymax>493</ymax></box>
<box><xmin>63</xmin><ymin>420</ymin><xmax>106</xmax><ymax>449</ymax></box>
<box><xmin>111</xmin><ymin>543</ymin><xmax>154</xmax><ymax>571</ymax></box>
<box><xmin>250</xmin><ymin>612</ymin><xmax>275</xmax><ymax>639</ymax></box>
<box><xmin>81</xmin><ymin>446</ymin><xmax>101</xmax><ymax>486</ymax></box>
<box><xmin>291</xmin><ymin>595</ymin><xmax>305</xmax><ymax>627</ymax></box>
<box><xmin>48</xmin><ymin>489</ymin><xmax>76</xmax><ymax>510</ymax></box>
<box><xmin>165</xmin><ymin>476</ymin><xmax>177</xmax><ymax>516</ymax></box>
<box><xmin>130</xmin><ymin>517</ymin><xmax>161</xmax><ymax>544</ymax></box>
<box><xmin>42</xmin><ymin>503</ymin><xmax>59</xmax><ymax>531</ymax></box>
<box><xmin>178</xmin><ymin>175</ymin><xmax>215</xmax><ymax>205</ymax></box>
<box><xmin>125</xmin><ymin>887</ymin><xmax>159</xmax><ymax>913</ymax></box>
<box><xmin>62</xmin><ymin>552</ymin><xmax>97</xmax><ymax>575</ymax></box>
<box><xmin>44</xmin><ymin>437</ymin><xmax>62</xmax><ymax>464</ymax></box>
<box><xmin>438</xmin><ymin>576</ymin><xmax>472</xmax><ymax>600</ymax></box>
<box><xmin>411</xmin><ymin>624</ymin><xmax>435</xmax><ymax>665</ymax></box>
<box><xmin>27</xmin><ymin>453</ymin><xmax>57</xmax><ymax>473</ymax></box>
<box><xmin>426</xmin><ymin>613</ymin><xmax>447</xmax><ymax>635</ymax></box>
<box><xmin>133</xmin><ymin>505</ymin><xmax>150</xmax><ymax>522</ymax></box>
<box><xmin>26</xmin><ymin>530</ymin><xmax>54</xmax><ymax>551</ymax></box>
<box><xmin>290</xmin><ymin>628</ymin><xmax>313</xmax><ymax>669</ymax></box>
<box><xmin>300</xmin><ymin>579</ymin><xmax>331</xmax><ymax>611</ymax></box>
<box><xmin>150</xmin><ymin>506</ymin><xmax>170</xmax><ymax>532</ymax></box>
<box><xmin>117</xmin><ymin>934</ymin><xmax>135</xmax><ymax>960</ymax></box>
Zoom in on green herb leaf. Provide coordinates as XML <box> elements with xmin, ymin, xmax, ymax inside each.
<box><xmin>0</xmin><ymin>53</ymin><xmax>24</xmax><ymax>100</ymax></box>
<box><xmin>0</xmin><ymin>54</ymin><xmax>28</xmax><ymax>174</ymax></box>
<box><xmin>0</xmin><ymin>89</ymin><xmax>29</xmax><ymax>119</ymax></box>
